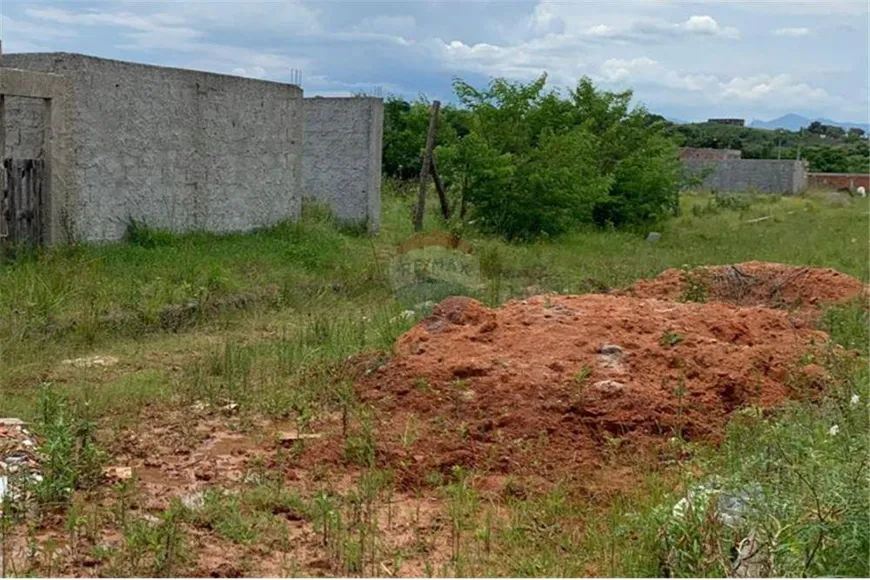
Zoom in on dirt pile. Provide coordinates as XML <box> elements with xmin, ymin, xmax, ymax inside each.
<box><xmin>626</xmin><ymin>261</ymin><xmax>867</xmax><ymax>309</ymax></box>
<box><xmin>355</xmin><ymin>291</ymin><xmax>835</xmax><ymax>487</ymax></box>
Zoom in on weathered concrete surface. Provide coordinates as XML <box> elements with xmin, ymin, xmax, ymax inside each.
<box><xmin>0</xmin><ymin>67</ymin><xmax>66</xmax><ymax>98</ymax></box>
<box><xmin>4</xmin><ymin>53</ymin><xmax>303</xmax><ymax>242</ymax></box>
<box><xmin>303</xmin><ymin>97</ymin><xmax>383</xmax><ymax>232</ymax></box>
<box><xmin>682</xmin><ymin>159</ymin><xmax>808</xmax><ymax>194</ymax></box>
<box><xmin>3</xmin><ymin>96</ymin><xmax>44</xmax><ymax>159</ymax></box>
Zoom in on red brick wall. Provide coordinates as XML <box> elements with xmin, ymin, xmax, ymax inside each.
<box><xmin>807</xmin><ymin>173</ymin><xmax>870</xmax><ymax>191</ymax></box>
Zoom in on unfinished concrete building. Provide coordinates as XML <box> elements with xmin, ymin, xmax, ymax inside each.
<box><xmin>680</xmin><ymin>148</ymin><xmax>808</xmax><ymax>194</ymax></box>
<box><xmin>1</xmin><ymin>52</ymin><xmax>383</xmax><ymax>245</ymax></box>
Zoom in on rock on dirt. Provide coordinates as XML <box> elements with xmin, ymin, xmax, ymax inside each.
<box><xmin>277</xmin><ymin>432</ymin><xmax>323</xmax><ymax>446</ymax></box>
<box><xmin>1</xmin><ymin>420</ymin><xmax>42</xmax><ymax>507</ymax></box>
<box><xmin>102</xmin><ymin>466</ymin><xmax>133</xmax><ymax>482</ymax></box>
<box><xmin>61</xmin><ymin>355</ymin><xmax>119</xmax><ymax>368</ymax></box>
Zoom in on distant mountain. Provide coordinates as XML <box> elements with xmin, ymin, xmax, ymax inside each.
<box><xmin>749</xmin><ymin>114</ymin><xmax>869</xmax><ymax>132</ymax></box>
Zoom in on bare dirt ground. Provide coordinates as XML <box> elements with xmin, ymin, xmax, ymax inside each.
<box><xmin>2</xmin><ymin>262</ymin><xmax>865</xmax><ymax>577</ymax></box>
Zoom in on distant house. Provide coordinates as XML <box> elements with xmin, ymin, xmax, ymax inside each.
<box><xmin>707</xmin><ymin>118</ymin><xmax>745</xmax><ymax>127</ymax></box>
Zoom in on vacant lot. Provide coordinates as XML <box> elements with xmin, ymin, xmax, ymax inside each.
<box><xmin>1</xmin><ymin>191</ymin><xmax>867</xmax><ymax>577</ymax></box>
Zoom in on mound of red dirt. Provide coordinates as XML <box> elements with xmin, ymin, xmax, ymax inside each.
<box><xmin>626</xmin><ymin>261</ymin><xmax>867</xmax><ymax>309</ymax></box>
<box><xmin>354</xmin><ymin>293</ymin><xmax>833</xmax><ymax>487</ymax></box>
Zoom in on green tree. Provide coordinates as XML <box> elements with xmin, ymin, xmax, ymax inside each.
<box><xmin>436</xmin><ymin>74</ymin><xmax>681</xmax><ymax>239</ymax></box>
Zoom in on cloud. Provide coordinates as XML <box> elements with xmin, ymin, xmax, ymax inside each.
<box><xmin>4</xmin><ymin>0</ymin><xmax>865</xmax><ymax>121</ymax></box>
<box><xmin>231</xmin><ymin>66</ymin><xmax>267</xmax><ymax>79</ymax></box>
<box><xmin>523</xmin><ymin>2</ymin><xmax>741</xmax><ymax>43</ymax></box>
<box><xmin>721</xmin><ymin>74</ymin><xmax>832</xmax><ymax>105</ymax></box>
<box><xmin>680</xmin><ymin>15</ymin><xmax>740</xmax><ymax>39</ymax></box>
<box><xmin>0</xmin><ymin>13</ymin><xmax>76</xmax><ymax>53</ymax></box>
<box><xmin>773</xmin><ymin>27</ymin><xmax>811</xmax><ymax>37</ymax></box>
<box><xmin>596</xmin><ymin>57</ymin><xmax>843</xmax><ymax>113</ymax></box>
<box><xmin>628</xmin><ymin>15</ymin><xmax>740</xmax><ymax>40</ymax></box>
<box><xmin>430</xmin><ymin>34</ymin><xmax>586</xmax><ymax>86</ymax></box>
<box><xmin>599</xmin><ymin>57</ymin><xmax>718</xmax><ymax>91</ymax></box>
<box><xmin>21</xmin><ymin>6</ymin><xmax>308</xmax><ymax>80</ymax></box>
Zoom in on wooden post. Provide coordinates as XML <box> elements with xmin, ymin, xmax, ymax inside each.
<box><xmin>430</xmin><ymin>155</ymin><xmax>450</xmax><ymax>220</ymax></box>
<box><xmin>413</xmin><ymin>100</ymin><xmax>440</xmax><ymax>232</ymax></box>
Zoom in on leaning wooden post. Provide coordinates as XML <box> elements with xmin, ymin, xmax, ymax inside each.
<box><xmin>430</xmin><ymin>155</ymin><xmax>450</xmax><ymax>220</ymax></box>
<box><xmin>413</xmin><ymin>100</ymin><xmax>440</xmax><ymax>232</ymax></box>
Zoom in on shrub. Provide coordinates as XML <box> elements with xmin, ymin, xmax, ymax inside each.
<box><xmin>436</xmin><ymin>74</ymin><xmax>681</xmax><ymax>239</ymax></box>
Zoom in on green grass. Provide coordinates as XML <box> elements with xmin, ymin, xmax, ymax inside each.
<box><xmin>0</xmin><ymin>188</ymin><xmax>867</xmax><ymax>577</ymax></box>
<box><xmin>2</xmin><ymin>191</ymin><xmax>865</xmax><ymax>363</ymax></box>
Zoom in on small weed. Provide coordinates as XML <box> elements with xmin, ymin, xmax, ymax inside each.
<box><xmin>573</xmin><ymin>365</ymin><xmax>593</xmax><ymax>384</ymax></box>
<box><xmin>401</xmin><ymin>414</ymin><xmax>421</xmax><ymax>449</ymax></box>
<box><xmin>345</xmin><ymin>406</ymin><xmax>378</xmax><ymax>468</ymax></box>
<box><xmin>443</xmin><ymin>467</ymin><xmax>479</xmax><ymax>568</ymax></box>
<box><xmin>660</xmin><ymin>329</ymin><xmax>685</xmax><ymax>348</ymax></box>
<box><xmin>33</xmin><ymin>384</ymin><xmax>107</xmax><ymax>510</ymax></box>
<box><xmin>679</xmin><ymin>264</ymin><xmax>708</xmax><ymax>303</ymax></box>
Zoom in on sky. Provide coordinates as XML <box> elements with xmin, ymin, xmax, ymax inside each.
<box><xmin>1</xmin><ymin>0</ymin><xmax>868</xmax><ymax>123</ymax></box>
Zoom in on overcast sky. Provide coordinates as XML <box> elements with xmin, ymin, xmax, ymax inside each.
<box><xmin>1</xmin><ymin>1</ymin><xmax>868</xmax><ymax>122</ymax></box>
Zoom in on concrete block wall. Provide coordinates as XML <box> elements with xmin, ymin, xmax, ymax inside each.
<box><xmin>302</xmin><ymin>97</ymin><xmax>383</xmax><ymax>232</ymax></box>
<box><xmin>682</xmin><ymin>158</ymin><xmax>808</xmax><ymax>194</ymax></box>
<box><xmin>679</xmin><ymin>147</ymin><xmax>742</xmax><ymax>161</ymax></box>
<box><xmin>4</xmin><ymin>53</ymin><xmax>304</xmax><ymax>242</ymax></box>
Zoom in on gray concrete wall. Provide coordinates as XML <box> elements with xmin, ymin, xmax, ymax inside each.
<box><xmin>4</xmin><ymin>52</ymin><xmax>303</xmax><ymax>242</ymax></box>
<box><xmin>3</xmin><ymin>97</ymin><xmax>44</xmax><ymax>159</ymax></box>
<box><xmin>682</xmin><ymin>159</ymin><xmax>808</xmax><ymax>194</ymax></box>
<box><xmin>302</xmin><ymin>97</ymin><xmax>382</xmax><ymax>232</ymax></box>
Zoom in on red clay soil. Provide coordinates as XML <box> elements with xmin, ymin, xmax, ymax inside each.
<box><xmin>626</xmin><ymin>261</ymin><xmax>868</xmax><ymax>309</ymax></box>
<box><xmin>353</xmin><ymin>293</ymin><xmax>834</xmax><ymax>488</ymax></box>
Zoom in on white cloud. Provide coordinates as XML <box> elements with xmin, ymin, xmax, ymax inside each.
<box><xmin>628</xmin><ymin>15</ymin><xmax>740</xmax><ymax>40</ymax></box>
<box><xmin>4</xmin><ymin>0</ymin><xmax>865</xmax><ymax>120</ymax></box>
<box><xmin>24</xmin><ymin>7</ymin><xmax>202</xmax><ymax>40</ymax></box>
<box><xmin>528</xmin><ymin>2</ymin><xmax>566</xmax><ymax>35</ymax></box>
<box><xmin>600</xmin><ymin>57</ymin><xmax>717</xmax><ymax>91</ymax></box>
<box><xmin>584</xmin><ymin>24</ymin><xmax>614</xmax><ymax>37</ymax></box>
<box><xmin>596</xmin><ymin>57</ymin><xmax>842</xmax><ymax>112</ymax></box>
<box><xmin>720</xmin><ymin>74</ymin><xmax>832</xmax><ymax>104</ymax></box>
<box><xmin>430</xmin><ymin>34</ymin><xmax>586</xmax><ymax>86</ymax></box>
<box><xmin>21</xmin><ymin>6</ymin><xmax>308</xmax><ymax>80</ymax></box>
<box><xmin>773</xmin><ymin>27</ymin><xmax>811</xmax><ymax>37</ymax></box>
<box><xmin>0</xmin><ymin>13</ymin><xmax>75</xmax><ymax>53</ymax></box>
<box><xmin>231</xmin><ymin>66</ymin><xmax>267</xmax><ymax>79</ymax></box>
<box><xmin>680</xmin><ymin>15</ymin><xmax>740</xmax><ymax>39</ymax></box>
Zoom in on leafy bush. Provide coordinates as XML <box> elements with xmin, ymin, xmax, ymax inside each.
<box><xmin>435</xmin><ymin>74</ymin><xmax>681</xmax><ymax>239</ymax></box>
